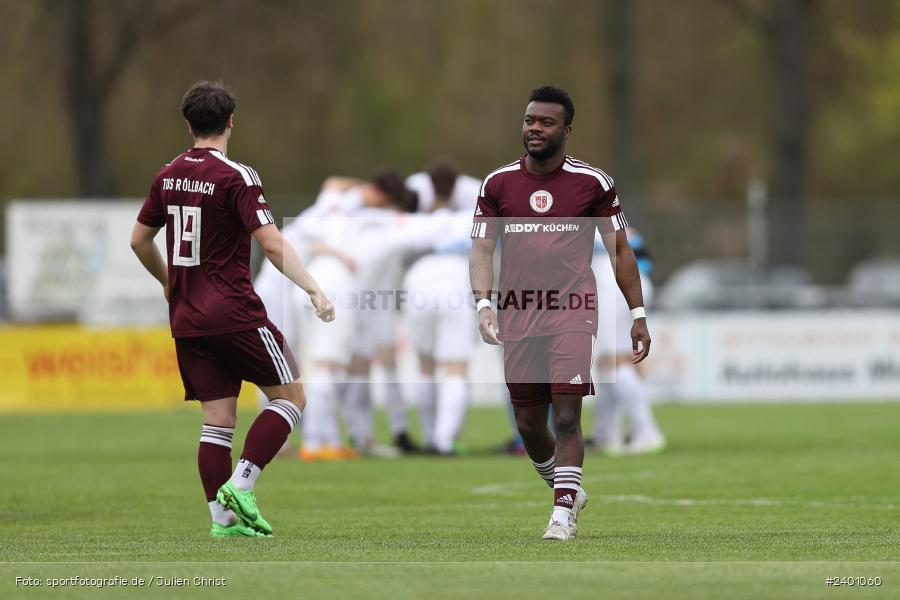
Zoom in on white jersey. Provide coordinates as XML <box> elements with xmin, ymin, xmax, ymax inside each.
<box><xmin>592</xmin><ymin>230</ymin><xmax>653</xmax><ymax>357</ymax></box>
<box><xmin>406</xmin><ymin>172</ymin><xmax>482</xmax><ymax>213</ymax></box>
<box><xmin>403</xmin><ymin>210</ymin><xmax>477</xmax><ymax>361</ymax></box>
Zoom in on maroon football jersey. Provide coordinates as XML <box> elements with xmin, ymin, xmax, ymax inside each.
<box><xmin>137</xmin><ymin>147</ymin><xmax>276</xmax><ymax>338</ymax></box>
<box><xmin>471</xmin><ymin>155</ymin><xmax>626</xmax><ymax>341</ymax></box>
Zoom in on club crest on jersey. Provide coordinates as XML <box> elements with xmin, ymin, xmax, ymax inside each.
<box><xmin>529</xmin><ymin>190</ymin><xmax>553</xmax><ymax>213</ymax></box>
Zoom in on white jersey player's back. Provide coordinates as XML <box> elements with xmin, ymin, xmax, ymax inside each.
<box><xmin>406</xmin><ymin>172</ymin><xmax>482</xmax><ymax>213</ymax></box>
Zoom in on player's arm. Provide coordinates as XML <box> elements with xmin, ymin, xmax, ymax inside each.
<box><xmin>253</xmin><ymin>223</ymin><xmax>335</xmax><ymax>322</ymax></box>
<box><xmin>130</xmin><ymin>222</ymin><xmax>168</xmax><ymax>299</ymax></box>
<box><xmin>601</xmin><ymin>228</ymin><xmax>650</xmax><ymax>363</ymax></box>
<box><xmin>322</xmin><ymin>176</ymin><xmax>365</xmax><ymax>192</ymax></box>
<box><xmin>469</xmin><ymin>237</ymin><xmax>501</xmax><ymax>345</ymax></box>
<box><xmin>306</xmin><ymin>239</ymin><xmax>357</xmax><ymax>272</ymax></box>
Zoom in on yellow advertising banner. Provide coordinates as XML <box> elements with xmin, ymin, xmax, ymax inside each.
<box><xmin>0</xmin><ymin>326</ymin><xmax>256</xmax><ymax>412</ymax></box>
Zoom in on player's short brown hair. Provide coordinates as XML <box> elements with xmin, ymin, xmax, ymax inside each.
<box><xmin>181</xmin><ymin>80</ymin><xmax>236</xmax><ymax>137</ymax></box>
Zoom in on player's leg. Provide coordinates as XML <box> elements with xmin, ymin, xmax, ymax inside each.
<box><xmin>543</xmin><ymin>332</ymin><xmax>593</xmax><ymax>540</ymax></box>
<box><xmin>219</xmin><ymin>380</ymin><xmax>303</xmax><ymax>535</ymax></box>
<box><xmin>590</xmin><ymin>355</ymin><xmax>624</xmax><ymax>453</ymax></box>
<box><xmin>302</xmin><ymin>360</ymin><xmax>355</xmax><ymax>461</ymax></box>
<box><xmin>612</xmin><ymin>273</ymin><xmax>662</xmax><ymax>453</ymax></box>
<box><xmin>200</xmin><ymin>396</ymin><xmax>263</xmax><ymax>537</ymax></box>
<box><xmin>199</xmin><ymin>396</ymin><xmax>237</xmax><ymax>524</ymax></box>
<box><xmin>432</xmin><ymin>361</ymin><xmax>468</xmax><ymax>455</ymax></box>
<box><xmin>501</xmin><ymin>394</ymin><xmax>527</xmax><ymax>455</ymax></box>
<box><xmin>377</xmin><ymin>343</ymin><xmax>421</xmax><ymax>453</ymax></box>
<box><xmin>254</xmin><ymin>261</ymin><xmax>293</xmax><ymax>436</ymax></box>
<box><xmin>216</xmin><ymin>322</ymin><xmax>304</xmax><ymax>535</ymax></box>
<box><xmin>430</xmin><ymin>303</ymin><xmax>475</xmax><ymax>455</ymax></box>
<box><xmin>404</xmin><ymin>282</ymin><xmax>438</xmax><ymax>450</ymax></box>
<box><xmin>298</xmin><ymin>255</ymin><xmax>355</xmax><ymax>460</ymax></box>
<box><xmin>591</xmin><ymin>251</ymin><xmax>626</xmax><ymax>452</ymax></box>
<box><xmin>174</xmin><ymin>337</ymin><xmax>263</xmax><ymax>537</ymax></box>
<box><xmin>416</xmin><ymin>352</ymin><xmax>437</xmax><ymax>449</ymax></box>
<box><xmin>344</xmin><ymin>351</ymin><xmax>377</xmax><ymax>453</ymax></box>
<box><xmin>513</xmin><ymin>401</ymin><xmax>556</xmax><ymax>487</ymax></box>
<box><xmin>617</xmin><ymin>357</ymin><xmax>665</xmax><ymax>454</ymax></box>
<box><xmin>505</xmin><ymin>337</ymin><xmax>556</xmax><ymax>486</ymax></box>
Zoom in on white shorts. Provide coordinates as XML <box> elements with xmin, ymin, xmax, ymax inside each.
<box><xmin>350</xmin><ymin>305</ymin><xmax>398</xmax><ymax>357</ymax></box>
<box><xmin>593</xmin><ymin>253</ymin><xmax>654</xmax><ymax>358</ymax></box>
<box><xmin>296</xmin><ymin>255</ymin><xmax>355</xmax><ymax>364</ymax></box>
<box><xmin>403</xmin><ymin>255</ymin><xmax>476</xmax><ymax>362</ymax></box>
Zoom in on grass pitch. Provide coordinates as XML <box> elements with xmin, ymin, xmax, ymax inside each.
<box><xmin>3</xmin><ymin>402</ymin><xmax>899</xmax><ymax>599</ymax></box>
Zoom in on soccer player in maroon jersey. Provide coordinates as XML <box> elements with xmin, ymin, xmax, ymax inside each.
<box><xmin>130</xmin><ymin>81</ymin><xmax>335</xmax><ymax>538</ymax></box>
<box><xmin>469</xmin><ymin>86</ymin><xmax>650</xmax><ymax>540</ymax></box>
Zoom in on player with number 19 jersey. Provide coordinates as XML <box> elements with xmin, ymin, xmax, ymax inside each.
<box><xmin>138</xmin><ymin>147</ymin><xmax>276</xmax><ymax>338</ymax></box>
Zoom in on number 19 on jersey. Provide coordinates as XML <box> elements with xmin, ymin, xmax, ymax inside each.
<box><xmin>168</xmin><ymin>205</ymin><xmax>201</xmax><ymax>267</ymax></box>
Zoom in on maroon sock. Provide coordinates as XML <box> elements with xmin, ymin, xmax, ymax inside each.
<box><xmin>198</xmin><ymin>424</ymin><xmax>234</xmax><ymax>502</ymax></box>
<box><xmin>240</xmin><ymin>399</ymin><xmax>301</xmax><ymax>468</ymax></box>
<box><xmin>553</xmin><ymin>466</ymin><xmax>583</xmax><ymax>511</ymax></box>
<box><xmin>554</xmin><ymin>487</ymin><xmax>578</xmax><ymax>510</ymax></box>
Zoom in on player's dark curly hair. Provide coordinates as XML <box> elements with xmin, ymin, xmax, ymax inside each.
<box><xmin>427</xmin><ymin>162</ymin><xmax>459</xmax><ymax>199</ymax></box>
<box><xmin>181</xmin><ymin>80</ymin><xmax>236</xmax><ymax>137</ymax></box>
<box><xmin>528</xmin><ymin>85</ymin><xmax>575</xmax><ymax>126</ymax></box>
<box><xmin>373</xmin><ymin>167</ymin><xmax>418</xmax><ymax>213</ymax></box>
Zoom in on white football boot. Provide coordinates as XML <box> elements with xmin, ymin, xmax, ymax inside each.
<box><xmin>542</xmin><ymin>488</ymin><xmax>588</xmax><ymax>540</ymax></box>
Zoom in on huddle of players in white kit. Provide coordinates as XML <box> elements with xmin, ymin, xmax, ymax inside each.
<box><xmin>254</xmin><ymin>164</ymin><xmax>663</xmax><ymax>458</ymax></box>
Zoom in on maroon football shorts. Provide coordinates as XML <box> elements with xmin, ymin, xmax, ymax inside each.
<box><xmin>503</xmin><ymin>331</ymin><xmax>595</xmax><ymax>406</ymax></box>
<box><xmin>174</xmin><ymin>320</ymin><xmax>300</xmax><ymax>401</ymax></box>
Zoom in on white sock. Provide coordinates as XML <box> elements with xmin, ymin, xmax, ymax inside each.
<box><xmin>230</xmin><ymin>458</ymin><xmax>262</xmax><ymax>491</ymax></box>
<box><xmin>381</xmin><ymin>373</ymin><xmax>408</xmax><ymax>436</ymax></box>
<box><xmin>320</xmin><ymin>376</ymin><xmax>344</xmax><ymax>447</ymax></box>
<box><xmin>553</xmin><ymin>466</ymin><xmax>584</xmax><ymax>525</ymax></box>
<box><xmin>305</xmin><ymin>369</ymin><xmax>343</xmax><ymax>450</ymax></box>
<box><xmin>616</xmin><ymin>364</ymin><xmax>662</xmax><ymax>440</ymax></box>
<box><xmin>433</xmin><ymin>375</ymin><xmax>467</xmax><ymax>453</ymax></box>
<box><xmin>209</xmin><ymin>501</ymin><xmax>235</xmax><ymax>526</ymax></box>
<box><xmin>532</xmin><ymin>456</ymin><xmax>556</xmax><ymax>488</ymax></box>
<box><xmin>344</xmin><ymin>376</ymin><xmax>373</xmax><ymax>450</ymax></box>
<box><xmin>416</xmin><ymin>376</ymin><xmax>437</xmax><ymax>447</ymax></box>
<box><xmin>592</xmin><ymin>384</ymin><xmax>623</xmax><ymax>446</ymax></box>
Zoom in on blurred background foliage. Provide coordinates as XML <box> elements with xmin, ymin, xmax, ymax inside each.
<box><xmin>1</xmin><ymin>0</ymin><xmax>898</xmax><ymax>280</ymax></box>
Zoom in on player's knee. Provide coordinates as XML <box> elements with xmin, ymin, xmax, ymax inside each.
<box><xmin>515</xmin><ymin>412</ymin><xmax>545</xmax><ymax>439</ymax></box>
<box><xmin>281</xmin><ymin>387</ymin><xmax>307</xmax><ymax>412</ymax></box>
<box><xmin>261</xmin><ymin>383</ymin><xmax>307</xmax><ymax>411</ymax></box>
<box><xmin>201</xmin><ymin>405</ymin><xmax>237</xmax><ymax>428</ymax></box>
<box><xmin>554</xmin><ymin>411</ymin><xmax>581</xmax><ymax>438</ymax></box>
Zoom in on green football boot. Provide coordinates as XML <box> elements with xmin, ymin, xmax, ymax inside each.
<box><xmin>216</xmin><ymin>480</ymin><xmax>273</xmax><ymax>535</ymax></box>
<box><xmin>210</xmin><ymin>520</ymin><xmax>270</xmax><ymax>538</ymax></box>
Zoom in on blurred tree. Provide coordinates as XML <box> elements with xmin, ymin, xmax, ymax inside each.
<box><xmin>726</xmin><ymin>0</ymin><xmax>820</xmax><ymax>266</ymax></box>
<box><xmin>59</xmin><ymin>0</ymin><xmax>203</xmax><ymax>196</ymax></box>
<box><xmin>605</xmin><ymin>0</ymin><xmax>641</xmax><ymax>207</ymax></box>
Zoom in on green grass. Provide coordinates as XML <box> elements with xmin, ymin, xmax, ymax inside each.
<box><xmin>2</xmin><ymin>403</ymin><xmax>900</xmax><ymax>599</ymax></box>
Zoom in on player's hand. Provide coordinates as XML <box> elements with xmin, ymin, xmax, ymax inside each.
<box><xmin>478</xmin><ymin>308</ymin><xmax>502</xmax><ymax>345</ymax></box>
<box><xmin>631</xmin><ymin>318</ymin><xmax>650</xmax><ymax>363</ymax></box>
<box><xmin>310</xmin><ymin>289</ymin><xmax>335</xmax><ymax>323</ymax></box>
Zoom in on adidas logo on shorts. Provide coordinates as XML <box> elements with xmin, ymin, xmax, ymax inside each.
<box><xmin>569</xmin><ymin>374</ymin><xmax>583</xmax><ymax>385</ymax></box>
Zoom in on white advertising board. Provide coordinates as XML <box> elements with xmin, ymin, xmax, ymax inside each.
<box><xmin>6</xmin><ymin>201</ymin><xmax>168</xmax><ymax>324</ymax></box>
<box><xmin>645</xmin><ymin>312</ymin><xmax>900</xmax><ymax>401</ymax></box>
